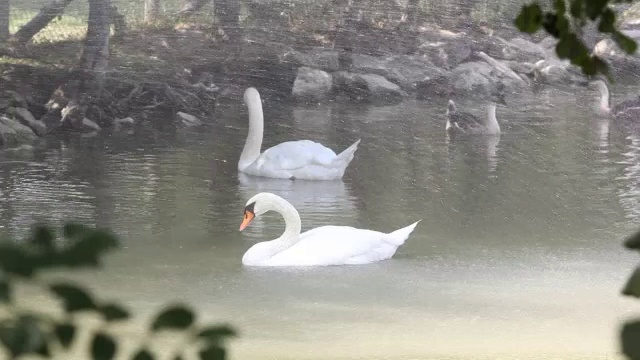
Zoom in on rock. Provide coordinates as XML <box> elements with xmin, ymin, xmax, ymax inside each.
<box><xmin>0</xmin><ymin>116</ymin><xmax>36</xmax><ymax>146</ymax></box>
<box><xmin>292</xmin><ymin>67</ymin><xmax>333</xmax><ymax>102</ymax></box>
<box><xmin>82</xmin><ymin>118</ymin><xmax>101</xmax><ymax>132</ymax></box>
<box><xmin>538</xmin><ymin>36</ymin><xmax>557</xmax><ymax>50</ymax></box>
<box><xmin>333</xmin><ymin>72</ymin><xmax>406</xmax><ymax>104</ymax></box>
<box><xmin>9</xmin><ymin>107</ymin><xmax>47</xmax><ymax>136</ymax></box>
<box><xmin>283</xmin><ymin>49</ymin><xmax>340</xmax><ymax>72</ymax></box>
<box><xmin>177</xmin><ymin>111</ymin><xmax>203</xmax><ymax>126</ymax></box>
<box><xmin>114</xmin><ymin>117</ymin><xmax>135</xmax><ymax>131</ymax></box>
<box><xmin>350</xmin><ymin>54</ymin><xmax>447</xmax><ymax>91</ymax></box>
<box><xmin>333</xmin><ymin>71</ymin><xmax>369</xmax><ymax>101</ymax></box>
<box><xmin>0</xmin><ymin>98</ymin><xmax>9</xmax><ymax>111</ymax></box>
<box><xmin>384</xmin><ymin>55</ymin><xmax>448</xmax><ymax>91</ymax></box>
<box><xmin>350</xmin><ymin>54</ymin><xmax>389</xmax><ymax>76</ymax></box>
<box><xmin>508</xmin><ymin>37</ymin><xmax>547</xmax><ymax>59</ymax></box>
<box><xmin>416</xmin><ymin>74</ymin><xmax>452</xmax><ymax>99</ymax></box>
<box><xmin>450</xmin><ymin>61</ymin><xmax>496</xmax><ymax>96</ymax></box>
<box><xmin>481</xmin><ymin>36</ymin><xmax>545</xmax><ymax>63</ymax></box>
<box><xmin>358</xmin><ymin>73</ymin><xmax>406</xmax><ymax>104</ymax></box>
<box><xmin>417</xmin><ymin>40</ymin><xmax>472</xmax><ymax>69</ymax></box>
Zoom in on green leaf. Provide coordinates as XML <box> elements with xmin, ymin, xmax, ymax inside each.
<box><xmin>543</xmin><ymin>13</ymin><xmax>561</xmax><ymax>38</ymax></box>
<box><xmin>0</xmin><ymin>316</ymin><xmax>46</xmax><ymax>357</ymax></box>
<box><xmin>570</xmin><ymin>0</ymin><xmax>583</xmax><ymax>19</ymax></box>
<box><xmin>151</xmin><ymin>305</ymin><xmax>195</xmax><ymax>332</ymax></box>
<box><xmin>554</xmin><ymin>0</ymin><xmax>566</xmax><ymax>15</ymax></box>
<box><xmin>91</xmin><ymin>332</ymin><xmax>117</xmax><ymax>360</ymax></box>
<box><xmin>622</xmin><ymin>266</ymin><xmax>640</xmax><ymax>298</ymax></box>
<box><xmin>556</xmin><ymin>33</ymin><xmax>589</xmax><ymax>62</ymax></box>
<box><xmin>49</xmin><ymin>283</ymin><xmax>96</xmax><ymax>313</ymax></box>
<box><xmin>625</xmin><ymin>229</ymin><xmax>640</xmax><ymax>250</ymax></box>
<box><xmin>98</xmin><ymin>303</ymin><xmax>130</xmax><ymax>322</ymax></box>
<box><xmin>54</xmin><ymin>323</ymin><xmax>75</xmax><ymax>348</ymax></box>
<box><xmin>132</xmin><ymin>348</ymin><xmax>154</xmax><ymax>360</ymax></box>
<box><xmin>30</xmin><ymin>225</ymin><xmax>55</xmax><ymax>251</ymax></box>
<box><xmin>613</xmin><ymin>30</ymin><xmax>638</xmax><ymax>54</ymax></box>
<box><xmin>63</xmin><ymin>223</ymin><xmax>90</xmax><ymax>238</ymax></box>
<box><xmin>198</xmin><ymin>345</ymin><xmax>226</xmax><ymax>360</ymax></box>
<box><xmin>585</xmin><ymin>0</ymin><xmax>608</xmax><ymax>20</ymax></box>
<box><xmin>0</xmin><ymin>277</ymin><xmax>11</xmax><ymax>303</ymax></box>
<box><xmin>57</xmin><ymin>229</ymin><xmax>119</xmax><ymax>268</ymax></box>
<box><xmin>515</xmin><ymin>4</ymin><xmax>543</xmax><ymax>33</ymax></box>
<box><xmin>598</xmin><ymin>9</ymin><xmax>616</xmax><ymax>33</ymax></box>
<box><xmin>621</xmin><ymin>319</ymin><xmax>640</xmax><ymax>360</ymax></box>
<box><xmin>196</xmin><ymin>325</ymin><xmax>237</xmax><ymax>344</ymax></box>
<box><xmin>34</xmin><ymin>339</ymin><xmax>51</xmax><ymax>357</ymax></box>
<box><xmin>0</xmin><ymin>243</ymin><xmax>35</xmax><ymax>277</ymax></box>
<box><xmin>581</xmin><ymin>55</ymin><xmax>611</xmax><ymax>78</ymax></box>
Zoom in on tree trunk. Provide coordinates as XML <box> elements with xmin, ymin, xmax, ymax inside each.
<box><xmin>214</xmin><ymin>0</ymin><xmax>241</xmax><ymax>41</ymax></box>
<box><xmin>10</xmin><ymin>0</ymin><xmax>75</xmax><ymax>45</ymax></box>
<box><xmin>110</xmin><ymin>5</ymin><xmax>126</xmax><ymax>39</ymax></box>
<box><xmin>144</xmin><ymin>0</ymin><xmax>160</xmax><ymax>23</ymax></box>
<box><xmin>43</xmin><ymin>0</ymin><xmax>112</xmax><ymax>130</ymax></box>
<box><xmin>0</xmin><ymin>0</ymin><xmax>9</xmax><ymax>42</ymax></box>
<box><xmin>177</xmin><ymin>0</ymin><xmax>210</xmax><ymax>17</ymax></box>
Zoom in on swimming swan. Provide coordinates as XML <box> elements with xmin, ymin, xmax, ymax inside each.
<box><xmin>238</xmin><ymin>192</ymin><xmax>421</xmax><ymax>266</ymax></box>
<box><xmin>592</xmin><ymin>79</ymin><xmax>640</xmax><ymax>121</ymax></box>
<box><xmin>239</xmin><ymin>88</ymin><xmax>361</xmax><ymax>180</ymax></box>
<box><xmin>446</xmin><ymin>91</ymin><xmax>506</xmax><ymax>135</ymax></box>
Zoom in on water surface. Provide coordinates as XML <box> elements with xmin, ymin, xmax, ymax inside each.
<box><xmin>1</xmin><ymin>85</ymin><xmax>639</xmax><ymax>359</ymax></box>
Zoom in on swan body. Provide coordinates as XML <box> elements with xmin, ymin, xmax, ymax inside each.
<box><xmin>592</xmin><ymin>80</ymin><xmax>640</xmax><ymax>121</ymax></box>
<box><xmin>446</xmin><ymin>93</ymin><xmax>505</xmax><ymax>135</ymax></box>
<box><xmin>239</xmin><ymin>88</ymin><xmax>360</xmax><ymax>180</ymax></box>
<box><xmin>239</xmin><ymin>192</ymin><xmax>420</xmax><ymax>267</ymax></box>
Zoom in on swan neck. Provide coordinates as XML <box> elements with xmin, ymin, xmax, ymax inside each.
<box><xmin>239</xmin><ymin>98</ymin><xmax>264</xmax><ymax>171</ymax></box>
<box><xmin>486</xmin><ymin>103</ymin><xmax>500</xmax><ymax>133</ymax></box>
<box><xmin>599</xmin><ymin>84</ymin><xmax>611</xmax><ymax>113</ymax></box>
<box><xmin>264</xmin><ymin>195</ymin><xmax>302</xmax><ymax>250</ymax></box>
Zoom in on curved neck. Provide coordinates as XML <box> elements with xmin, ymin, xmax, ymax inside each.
<box><xmin>486</xmin><ymin>103</ymin><xmax>500</xmax><ymax>133</ymax></box>
<box><xmin>244</xmin><ymin>196</ymin><xmax>302</xmax><ymax>264</ymax></box>
<box><xmin>598</xmin><ymin>84</ymin><xmax>611</xmax><ymax>113</ymax></box>
<box><xmin>238</xmin><ymin>97</ymin><xmax>264</xmax><ymax>171</ymax></box>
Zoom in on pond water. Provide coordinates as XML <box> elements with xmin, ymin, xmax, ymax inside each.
<box><xmin>1</xmin><ymin>85</ymin><xmax>639</xmax><ymax>359</ymax></box>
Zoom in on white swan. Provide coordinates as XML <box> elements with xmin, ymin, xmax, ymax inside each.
<box><xmin>238</xmin><ymin>192</ymin><xmax>421</xmax><ymax>267</ymax></box>
<box><xmin>591</xmin><ymin>79</ymin><xmax>640</xmax><ymax>121</ymax></box>
<box><xmin>239</xmin><ymin>88</ymin><xmax>361</xmax><ymax>180</ymax></box>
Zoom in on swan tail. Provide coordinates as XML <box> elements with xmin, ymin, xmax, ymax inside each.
<box><xmin>386</xmin><ymin>220</ymin><xmax>421</xmax><ymax>246</ymax></box>
<box><xmin>332</xmin><ymin>139</ymin><xmax>361</xmax><ymax>169</ymax></box>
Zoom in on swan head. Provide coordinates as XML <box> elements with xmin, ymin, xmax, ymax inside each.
<box><xmin>244</xmin><ymin>87</ymin><xmax>262</xmax><ymax>107</ymax></box>
<box><xmin>239</xmin><ymin>192</ymin><xmax>282</xmax><ymax>231</ymax></box>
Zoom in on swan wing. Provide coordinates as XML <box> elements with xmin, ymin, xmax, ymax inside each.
<box><xmin>263</xmin><ymin>226</ymin><xmax>399</xmax><ymax>266</ymax></box>
<box><xmin>257</xmin><ymin>140</ymin><xmax>337</xmax><ymax>170</ymax></box>
<box><xmin>449</xmin><ymin>112</ymin><xmax>485</xmax><ymax>132</ymax></box>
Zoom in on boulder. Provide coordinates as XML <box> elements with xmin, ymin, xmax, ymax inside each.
<box><xmin>333</xmin><ymin>72</ymin><xmax>406</xmax><ymax>104</ymax></box>
<box><xmin>292</xmin><ymin>67</ymin><xmax>333</xmax><ymax>102</ymax></box>
<box><xmin>0</xmin><ymin>116</ymin><xmax>36</xmax><ymax>146</ymax></box>
<box><xmin>283</xmin><ymin>49</ymin><xmax>340</xmax><ymax>72</ymax></box>
<box><xmin>9</xmin><ymin>107</ymin><xmax>47</xmax><ymax>136</ymax></box>
<box><xmin>177</xmin><ymin>111</ymin><xmax>203</xmax><ymax>127</ymax></box>
<box><xmin>417</xmin><ymin>39</ymin><xmax>473</xmax><ymax>69</ymax></box>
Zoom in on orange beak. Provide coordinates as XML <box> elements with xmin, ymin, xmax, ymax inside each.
<box><xmin>239</xmin><ymin>210</ymin><xmax>255</xmax><ymax>231</ymax></box>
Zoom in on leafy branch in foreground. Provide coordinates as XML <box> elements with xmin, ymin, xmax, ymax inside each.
<box><xmin>0</xmin><ymin>223</ymin><xmax>236</xmax><ymax>360</ymax></box>
<box><xmin>515</xmin><ymin>0</ymin><xmax>638</xmax><ymax>78</ymax></box>
<box><xmin>621</xmin><ymin>229</ymin><xmax>640</xmax><ymax>360</ymax></box>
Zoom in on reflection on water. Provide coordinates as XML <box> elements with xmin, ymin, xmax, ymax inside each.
<box><xmin>0</xmin><ymin>86</ymin><xmax>639</xmax><ymax>359</ymax></box>
<box><xmin>237</xmin><ymin>172</ymin><xmax>357</xmax><ymax>232</ymax></box>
